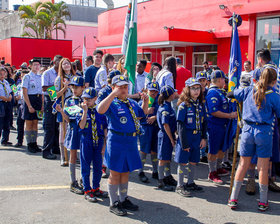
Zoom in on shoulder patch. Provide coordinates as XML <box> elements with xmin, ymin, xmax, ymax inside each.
<box><xmin>162</xmin><ymin>111</ymin><xmax>169</xmax><ymax>116</ymax></box>
<box><xmin>178</xmin><ymin>105</ymin><xmax>185</xmax><ymax>111</ymax></box>
<box><xmin>265</xmin><ymin>90</ymin><xmax>273</xmax><ymax>95</ymax></box>
<box><xmin>210</xmin><ymin>97</ymin><xmax>218</xmax><ymax>101</ymax></box>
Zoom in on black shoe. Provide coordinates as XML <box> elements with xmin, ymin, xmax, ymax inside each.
<box><xmin>200</xmin><ymin>156</ymin><xmax>208</xmax><ymax>163</ymax></box>
<box><xmin>110</xmin><ymin>201</ymin><xmax>127</xmax><ymax>216</ymax></box>
<box><xmin>70</xmin><ymin>180</ymin><xmax>84</xmax><ymax>195</ymax></box>
<box><xmin>92</xmin><ymin>188</ymin><xmax>109</xmax><ymax>198</ymax></box>
<box><xmin>42</xmin><ymin>152</ymin><xmax>57</xmax><ymax>160</ymax></box>
<box><xmin>152</xmin><ymin>172</ymin><xmax>159</xmax><ymax>180</ymax></box>
<box><xmin>2</xmin><ymin>141</ymin><xmax>13</xmax><ymax>146</ymax></box>
<box><xmin>176</xmin><ymin>186</ymin><xmax>191</xmax><ymax>197</ymax></box>
<box><xmin>33</xmin><ymin>143</ymin><xmax>42</xmax><ymax>152</ymax></box>
<box><xmin>52</xmin><ymin>149</ymin><xmax>60</xmax><ymax>155</ymax></box>
<box><xmin>222</xmin><ymin>161</ymin><xmax>232</xmax><ymax>171</ymax></box>
<box><xmin>14</xmin><ymin>142</ymin><xmax>23</xmax><ymax>147</ymax></box>
<box><xmin>121</xmin><ymin>197</ymin><xmax>139</xmax><ymax>211</ymax></box>
<box><xmin>158</xmin><ymin>179</ymin><xmax>174</xmax><ymax>191</ymax></box>
<box><xmin>84</xmin><ymin>190</ymin><xmax>98</xmax><ymax>203</ymax></box>
<box><xmin>139</xmin><ymin>171</ymin><xmax>149</xmax><ymax>183</ymax></box>
<box><xmin>163</xmin><ymin>175</ymin><xmax>177</xmax><ymax>186</ymax></box>
<box><xmin>185</xmin><ymin>182</ymin><xmax>204</xmax><ymax>192</ymax></box>
<box><xmin>27</xmin><ymin>143</ymin><xmax>37</xmax><ymax>153</ymax></box>
<box><xmin>10</xmin><ymin>126</ymin><xmax>16</xmax><ymax>131</ymax></box>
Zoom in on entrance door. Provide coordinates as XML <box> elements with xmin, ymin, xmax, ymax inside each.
<box><xmin>161</xmin><ymin>51</ymin><xmax>186</xmax><ymax>67</ymax></box>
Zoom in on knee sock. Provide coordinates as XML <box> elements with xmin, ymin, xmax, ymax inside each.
<box><xmin>69</xmin><ymin>163</ymin><xmax>76</xmax><ymax>183</ymax></box>
<box><xmin>119</xmin><ymin>182</ymin><xmax>128</xmax><ymax>202</ymax></box>
<box><xmin>139</xmin><ymin>153</ymin><xmax>147</xmax><ymax>173</ymax></box>
<box><xmin>60</xmin><ymin>143</ymin><xmax>65</xmax><ymax>161</ymax></box>
<box><xmin>259</xmin><ymin>184</ymin><xmax>268</xmax><ymax>204</ymax></box>
<box><xmin>177</xmin><ymin>164</ymin><xmax>187</xmax><ymax>187</ymax></box>
<box><xmin>151</xmin><ymin>154</ymin><xmax>158</xmax><ymax>172</ymax></box>
<box><xmin>158</xmin><ymin>164</ymin><xmax>165</xmax><ymax>180</ymax></box>
<box><xmin>216</xmin><ymin>158</ymin><xmax>223</xmax><ymax>170</ymax></box>
<box><xmin>164</xmin><ymin>163</ymin><xmax>171</xmax><ymax>177</ymax></box>
<box><xmin>108</xmin><ymin>184</ymin><xmax>119</xmax><ymax>206</ymax></box>
<box><xmin>223</xmin><ymin>150</ymin><xmax>229</xmax><ymax>163</ymax></box>
<box><xmin>208</xmin><ymin>160</ymin><xmax>217</xmax><ymax>173</ymax></box>
<box><xmin>246</xmin><ymin>169</ymin><xmax>255</xmax><ymax>179</ymax></box>
<box><xmin>25</xmin><ymin>130</ymin><xmax>32</xmax><ymax>144</ymax></box>
<box><xmin>187</xmin><ymin>164</ymin><xmax>196</xmax><ymax>184</ymax></box>
<box><xmin>230</xmin><ymin>180</ymin><xmax>242</xmax><ymax>200</ymax></box>
<box><xmin>33</xmin><ymin>130</ymin><xmax>38</xmax><ymax>143</ymax></box>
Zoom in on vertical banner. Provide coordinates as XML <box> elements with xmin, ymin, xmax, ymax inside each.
<box><xmin>82</xmin><ymin>35</ymin><xmax>87</xmax><ymax>73</ymax></box>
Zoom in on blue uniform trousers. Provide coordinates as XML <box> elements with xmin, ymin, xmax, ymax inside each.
<box><xmin>16</xmin><ymin>104</ymin><xmax>25</xmax><ymax>144</ymax></box>
<box><xmin>0</xmin><ymin>102</ymin><xmax>12</xmax><ymax>143</ymax></box>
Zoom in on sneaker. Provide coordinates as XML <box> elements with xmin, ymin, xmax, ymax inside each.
<box><xmin>208</xmin><ymin>172</ymin><xmax>223</xmax><ymax>184</ymax></box>
<box><xmin>92</xmin><ymin>188</ymin><xmax>109</xmax><ymax>198</ymax></box>
<box><xmin>121</xmin><ymin>197</ymin><xmax>139</xmax><ymax>211</ymax></box>
<box><xmin>163</xmin><ymin>175</ymin><xmax>177</xmax><ymax>186</ymax></box>
<box><xmin>158</xmin><ymin>179</ymin><xmax>174</xmax><ymax>191</ymax></box>
<box><xmin>222</xmin><ymin>161</ymin><xmax>232</xmax><ymax>171</ymax></box>
<box><xmin>217</xmin><ymin>168</ymin><xmax>230</xmax><ymax>177</ymax></box>
<box><xmin>228</xmin><ymin>199</ymin><xmax>238</xmax><ymax>210</ymax></box>
<box><xmin>60</xmin><ymin>160</ymin><xmax>69</xmax><ymax>167</ymax></box>
<box><xmin>258</xmin><ymin>202</ymin><xmax>269</xmax><ymax>211</ymax></box>
<box><xmin>70</xmin><ymin>180</ymin><xmax>84</xmax><ymax>195</ymax></box>
<box><xmin>200</xmin><ymin>156</ymin><xmax>208</xmax><ymax>163</ymax></box>
<box><xmin>14</xmin><ymin>142</ymin><xmax>23</xmax><ymax>147</ymax></box>
<box><xmin>268</xmin><ymin>178</ymin><xmax>280</xmax><ymax>192</ymax></box>
<box><xmin>245</xmin><ymin>178</ymin><xmax>256</xmax><ymax>195</ymax></box>
<box><xmin>110</xmin><ymin>201</ymin><xmax>127</xmax><ymax>216</ymax></box>
<box><xmin>84</xmin><ymin>190</ymin><xmax>98</xmax><ymax>203</ymax></box>
<box><xmin>27</xmin><ymin>143</ymin><xmax>37</xmax><ymax>153</ymax></box>
<box><xmin>152</xmin><ymin>172</ymin><xmax>159</xmax><ymax>180</ymax></box>
<box><xmin>101</xmin><ymin>167</ymin><xmax>109</xmax><ymax>178</ymax></box>
<box><xmin>10</xmin><ymin>126</ymin><xmax>16</xmax><ymax>131</ymax></box>
<box><xmin>176</xmin><ymin>186</ymin><xmax>191</xmax><ymax>197</ymax></box>
<box><xmin>139</xmin><ymin>172</ymin><xmax>149</xmax><ymax>183</ymax></box>
<box><xmin>185</xmin><ymin>182</ymin><xmax>203</xmax><ymax>192</ymax></box>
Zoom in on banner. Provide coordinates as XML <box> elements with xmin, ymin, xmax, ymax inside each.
<box><xmin>47</xmin><ymin>86</ymin><xmax>57</xmax><ymax>101</ymax></box>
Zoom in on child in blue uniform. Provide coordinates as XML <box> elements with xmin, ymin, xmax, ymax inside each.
<box><xmin>206</xmin><ymin>70</ymin><xmax>237</xmax><ymax>184</ymax></box>
<box><xmin>57</xmin><ymin>76</ymin><xmax>85</xmax><ymax>195</ymax></box>
<box><xmin>175</xmin><ymin>78</ymin><xmax>207</xmax><ymax>197</ymax></box>
<box><xmin>157</xmin><ymin>85</ymin><xmax>177</xmax><ymax>191</ymax></box>
<box><xmin>97</xmin><ymin>75</ymin><xmax>148</xmax><ymax>216</ymax></box>
<box><xmin>228</xmin><ymin>67</ymin><xmax>280</xmax><ymax>211</ymax></box>
<box><xmin>78</xmin><ymin>87</ymin><xmax>108</xmax><ymax>203</ymax></box>
<box><xmin>138</xmin><ymin>81</ymin><xmax>160</xmax><ymax>183</ymax></box>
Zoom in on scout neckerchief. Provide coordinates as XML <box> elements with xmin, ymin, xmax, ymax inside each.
<box><xmin>89</xmin><ymin>105</ymin><xmax>98</xmax><ymax>146</ymax></box>
<box><xmin>190</xmin><ymin>99</ymin><xmax>200</xmax><ymax>131</ymax></box>
<box><xmin>118</xmin><ymin>98</ymin><xmax>141</xmax><ymax>135</ymax></box>
<box><xmin>0</xmin><ymin>80</ymin><xmax>8</xmax><ymax>96</ymax></box>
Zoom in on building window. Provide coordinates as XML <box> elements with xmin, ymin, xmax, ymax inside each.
<box><xmin>256</xmin><ymin>17</ymin><xmax>280</xmax><ymax>65</ymax></box>
<box><xmin>33</xmin><ymin>57</ymin><xmax>52</xmax><ymax>67</ymax></box>
<box><xmin>192</xmin><ymin>52</ymin><xmax>217</xmax><ymax>74</ymax></box>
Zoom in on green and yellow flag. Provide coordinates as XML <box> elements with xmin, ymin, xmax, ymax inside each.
<box><xmin>64</xmin><ymin>105</ymin><xmax>82</xmax><ymax>116</ymax></box>
<box><xmin>11</xmin><ymin>84</ymin><xmax>17</xmax><ymax>94</ymax></box>
<box><xmin>148</xmin><ymin>95</ymin><xmax>154</xmax><ymax>107</ymax></box>
<box><xmin>47</xmin><ymin>86</ymin><xmax>57</xmax><ymax>101</ymax></box>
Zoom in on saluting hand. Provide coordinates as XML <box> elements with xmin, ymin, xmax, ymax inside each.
<box><xmin>140</xmin><ymin>92</ymin><xmax>149</xmax><ymax>103</ymax></box>
<box><xmin>112</xmin><ymin>87</ymin><xmax>122</xmax><ymax>97</ymax></box>
<box><xmin>81</xmin><ymin>102</ymin><xmax>88</xmax><ymax>112</ymax></box>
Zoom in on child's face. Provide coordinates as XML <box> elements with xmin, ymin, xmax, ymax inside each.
<box><xmin>148</xmin><ymin>90</ymin><xmax>158</xmax><ymax>99</ymax></box>
<box><xmin>189</xmin><ymin>84</ymin><xmax>201</xmax><ymax>99</ymax></box>
<box><xmin>198</xmin><ymin>78</ymin><xmax>207</xmax><ymax>88</ymax></box>
<box><xmin>71</xmin><ymin>85</ymin><xmax>84</xmax><ymax>97</ymax></box>
<box><xmin>83</xmin><ymin>97</ymin><xmax>96</xmax><ymax>107</ymax></box>
<box><xmin>168</xmin><ymin>92</ymin><xmax>176</xmax><ymax>101</ymax></box>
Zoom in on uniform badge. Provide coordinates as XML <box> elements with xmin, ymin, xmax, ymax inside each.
<box><xmin>188</xmin><ymin>117</ymin><xmax>193</xmax><ymax>123</ymax></box>
<box><xmin>162</xmin><ymin>111</ymin><xmax>169</xmax><ymax>116</ymax></box>
<box><xmin>85</xmin><ymin>122</ymin><xmax>89</xmax><ymax>128</ymax></box>
<box><xmin>120</xmin><ymin>116</ymin><xmax>128</xmax><ymax>124</ymax></box>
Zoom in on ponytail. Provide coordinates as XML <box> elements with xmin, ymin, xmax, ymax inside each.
<box><xmin>158</xmin><ymin>93</ymin><xmax>170</xmax><ymax>106</ymax></box>
<box><xmin>254</xmin><ymin>67</ymin><xmax>277</xmax><ymax>109</ymax></box>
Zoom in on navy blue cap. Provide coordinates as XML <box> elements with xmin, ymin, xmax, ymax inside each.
<box><xmin>81</xmin><ymin>87</ymin><xmax>97</xmax><ymax>99</ymax></box>
<box><xmin>69</xmin><ymin>76</ymin><xmax>85</xmax><ymax>86</ymax></box>
<box><xmin>185</xmin><ymin>78</ymin><xmax>201</xmax><ymax>87</ymax></box>
<box><xmin>109</xmin><ymin>70</ymin><xmax>121</xmax><ymax>80</ymax></box>
<box><xmin>112</xmin><ymin>75</ymin><xmax>129</xmax><ymax>86</ymax></box>
<box><xmin>146</xmin><ymin>82</ymin><xmax>160</xmax><ymax>91</ymax></box>
<box><xmin>160</xmin><ymin>85</ymin><xmax>177</xmax><ymax>98</ymax></box>
<box><xmin>176</xmin><ymin>57</ymin><xmax>182</xmax><ymax>64</ymax></box>
<box><xmin>210</xmin><ymin>70</ymin><xmax>226</xmax><ymax>80</ymax></box>
<box><xmin>195</xmin><ymin>71</ymin><xmax>207</xmax><ymax>80</ymax></box>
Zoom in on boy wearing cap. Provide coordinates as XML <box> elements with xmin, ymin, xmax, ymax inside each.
<box><xmin>206</xmin><ymin>70</ymin><xmax>237</xmax><ymax>184</ymax></box>
<box><xmin>78</xmin><ymin>87</ymin><xmax>108</xmax><ymax>202</ymax></box>
<box><xmin>22</xmin><ymin>59</ymin><xmax>44</xmax><ymax>153</ymax></box>
<box><xmin>97</xmin><ymin>75</ymin><xmax>149</xmax><ymax>216</ymax></box>
<box><xmin>138</xmin><ymin>81</ymin><xmax>160</xmax><ymax>183</ymax></box>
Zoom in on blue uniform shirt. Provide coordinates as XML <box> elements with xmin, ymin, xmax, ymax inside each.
<box><xmin>84</xmin><ymin>65</ymin><xmax>100</xmax><ymax>87</ymax></box>
<box><xmin>102</xmin><ymin>98</ymin><xmax>145</xmax><ymax>133</ymax></box>
<box><xmin>139</xmin><ymin>94</ymin><xmax>159</xmax><ymax>125</ymax></box>
<box><xmin>157</xmin><ymin>101</ymin><xmax>177</xmax><ymax>133</ymax></box>
<box><xmin>15</xmin><ymin>83</ymin><xmax>23</xmax><ymax>105</ymax></box>
<box><xmin>206</xmin><ymin>85</ymin><xmax>229</xmax><ymax>125</ymax></box>
<box><xmin>22</xmin><ymin>72</ymin><xmax>42</xmax><ymax>95</ymax></box>
<box><xmin>234</xmin><ymin>86</ymin><xmax>280</xmax><ymax>125</ymax></box>
<box><xmin>95</xmin><ymin>65</ymin><xmax>108</xmax><ymax>93</ymax></box>
<box><xmin>42</xmin><ymin>67</ymin><xmax>58</xmax><ymax>95</ymax></box>
<box><xmin>0</xmin><ymin>79</ymin><xmax>12</xmax><ymax>101</ymax></box>
<box><xmin>96</xmin><ymin>85</ymin><xmax>112</xmax><ymax>104</ymax></box>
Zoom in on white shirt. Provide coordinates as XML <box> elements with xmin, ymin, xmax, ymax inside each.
<box><xmin>95</xmin><ymin>65</ymin><xmax>108</xmax><ymax>93</ymax></box>
<box><xmin>135</xmin><ymin>71</ymin><xmax>148</xmax><ymax>93</ymax></box>
<box><xmin>156</xmin><ymin>69</ymin><xmax>174</xmax><ymax>89</ymax></box>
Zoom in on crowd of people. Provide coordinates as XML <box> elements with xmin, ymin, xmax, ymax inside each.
<box><xmin>0</xmin><ymin>48</ymin><xmax>280</xmax><ymax>216</ymax></box>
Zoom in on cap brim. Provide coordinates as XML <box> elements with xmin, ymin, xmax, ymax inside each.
<box><xmin>81</xmin><ymin>94</ymin><xmax>94</xmax><ymax>98</ymax></box>
<box><xmin>115</xmin><ymin>81</ymin><xmax>129</xmax><ymax>86</ymax></box>
<box><xmin>189</xmin><ymin>82</ymin><xmax>201</xmax><ymax>87</ymax></box>
<box><xmin>147</xmin><ymin>87</ymin><xmax>159</xmax><ymax>91</ymax></box>
<box><xmin>196</xmin><ymin>77</ymin><xmax>206</xmax><ymax>80</ymax></box>
<box><xmin>69</xmin><ymin>82</ymin><xmax>83</xmax><ymax>86</ymax></box>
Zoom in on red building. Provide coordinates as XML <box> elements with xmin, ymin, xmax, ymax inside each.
<box><xmin>96</xmin><ymin>0</ymin><xmax>280</xmax><ymax>74</ymax></box>
<box><xmin>0</xmin><ymin>37</ymin><xmax>72</xmax><ymax>68</ymax></box>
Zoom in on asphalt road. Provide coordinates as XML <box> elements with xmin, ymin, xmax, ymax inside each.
<box><xmin>0</xmin><ymin>121</ymin><xmax>280</xmax><ymax>224</ymax></box>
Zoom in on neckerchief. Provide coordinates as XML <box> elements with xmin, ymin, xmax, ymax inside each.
<box><xmin>190</xmin><ymin>99</ymin><xmax>200</xmax><ymax>131</ymax></box>
<box><xmin>0</xmin><ymin>81</ymin><xmax>8</xmax><ymax>96</ymax></box>
<box><xmin>89</xmin><ymin>105</ymin><xmax>98</xmax><ymax>146</ymax></box>
<box><xmin>118</xmin><ymin>98</ymin><xmax>141</xmax><ymax>135</ymax></box>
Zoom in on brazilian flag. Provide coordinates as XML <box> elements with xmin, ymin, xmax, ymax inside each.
<box><xmin>47</xmin><ymin>86</ymin><xmax>57</xmax><ymax>101</ymax></box>
<box><xmin>11</xmin><ymin>84</ymin><xmax>17</xmax><ymax>94</ymax></box>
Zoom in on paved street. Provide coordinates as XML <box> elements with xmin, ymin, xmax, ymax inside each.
<box><xmin>1</xmin><ymin>121</ymin><xmax>280</xmax><ymax>224</ymax></box>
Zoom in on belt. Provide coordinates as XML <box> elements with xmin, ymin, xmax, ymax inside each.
<box><xmin>245</xmin><ymin>121</ymin><xmax>267</xmax><ymax>126</ymax></box>
<box><xmin>110</xmin><ymin>129</ymin><xmax>137</xmax><ymax>137</ymax></box>
<box><xmin>192</xmin><ymin>130</ymin><xmax>200</xmax><ymax>134</ymax></box>
<box><xmin>29</xmin><ymin>94</ymin><xmax>42</xmax><ymax>97</ymax></box>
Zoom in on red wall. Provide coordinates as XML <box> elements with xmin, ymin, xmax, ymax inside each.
<box><xmin>0</xmin><ymin>39</ymin><xmax>12</xmax><ymax>63</ymax></box>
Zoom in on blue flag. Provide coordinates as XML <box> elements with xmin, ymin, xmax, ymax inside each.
<box><xmin>228</xmin><ymin>15</ymin><xmax>242</xmax><ymax>92</ymax></box>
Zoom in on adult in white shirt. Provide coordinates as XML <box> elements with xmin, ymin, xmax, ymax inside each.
<box><xmin>241</xmin><ymin>60</ymin><xmax>253</xmax><ymax>87</ymax></box>
<box><xmin>156</xmin><ymin>56</ymin><xmax>176</xmax><ymax>89</ymax></box>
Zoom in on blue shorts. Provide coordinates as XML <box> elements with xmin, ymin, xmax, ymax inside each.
<box><xmin>157</xmin><ymin>130</ymin><xmax>174</xmax><ymax>161</ymax></box>
<box><xmin>174</xmin><ymin>131</ymin><xmax>201</xmax><ymax>164</ymax></box>
<box><xmin>208</xmin><ymin>123</ymin><xmax>227</xmax><ymax>155</ymax></box>
<box><xmin>240</xmin><ymin>124</ymin><xmax>273</xmax><ymax>158</ymax></box>
<box><xmin>64</xmin><ymin>121</ymin><xmax>80</xmax><ymax>150</ymax></box>
<box><xmin>139</xmin><ymin>124</ymin><xmax>158</xmax><ymax>154</ymax></box>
